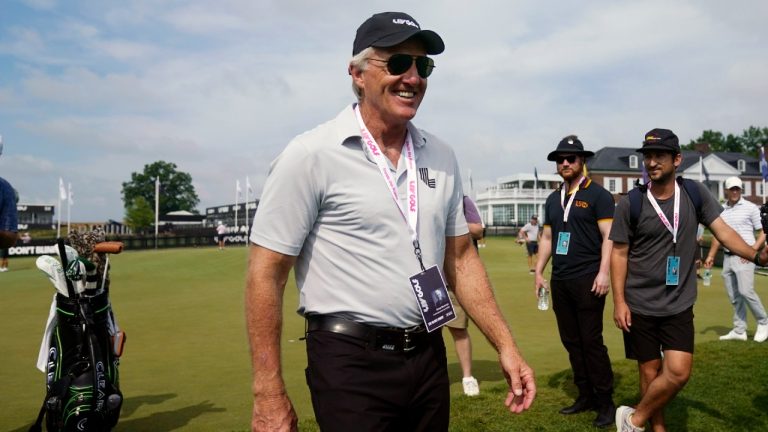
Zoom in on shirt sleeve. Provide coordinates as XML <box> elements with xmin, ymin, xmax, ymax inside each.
<box><xmin>249</xmin><ymin>141</ymin><xmax>321</xmax><ymax>256</ymax></box>
<box><xmin>698</xmin><ymin>182</ymin><xmax>723</xmax><ymax>226</ymax></box>
<box><xmin>609</xmin><ymin>196</ymin><xmax>631</xmax><ymax>244</ymax></box>
<box><xmin>595</xmin><ymin>187</ymin><xmax>616</xmax><ymax>220</ymax></box>
<box><xmin>462</xmin><ymin>196</ymin><xmax>482</xmax><ymax>224</ymax></box>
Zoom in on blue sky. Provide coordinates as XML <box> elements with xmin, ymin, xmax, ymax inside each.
<box><xmin>2</xmin><ymin>0</ymin><xmax>767</xmax><ymax>221</ymax></box>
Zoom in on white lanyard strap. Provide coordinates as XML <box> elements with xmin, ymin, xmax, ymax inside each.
<box><xmin>354</xmin><ymin>105</ymin><xmax>419</xmax><ymax>243</ymax></box>
<box><xmin>560</xmin><ymin>176</ymin><xmax>585</xmax><ymax>223</ymax></box>
<box><xmin>646</xmin><ymin>181</ymin><xmax>680</xmax><ymax>244</ymax></box>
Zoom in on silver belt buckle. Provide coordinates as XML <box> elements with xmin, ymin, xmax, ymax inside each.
<box><xmin>403</xmin><ymin>331</ymin><xmax>416</xmax><ymax>352</ymax></box>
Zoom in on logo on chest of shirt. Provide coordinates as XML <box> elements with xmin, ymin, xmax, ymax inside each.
<box><xmin>574</xmin><ymin>200</ymin><xmax>589</xmax><ymax>209</ymax></box>
<box><xmin>419</xmin><ymin>168</ymin><xmax>436</xmax><ymax>188</ymax></box>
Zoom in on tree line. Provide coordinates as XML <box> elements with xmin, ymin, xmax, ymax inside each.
<box><xmin>682</xmin><ymin>126</ymin><xmax>768</xmax><ymax>156</ymax></box>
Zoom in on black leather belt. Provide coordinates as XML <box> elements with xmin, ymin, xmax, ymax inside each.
<box><xmin>306</xmin><ymin>315</ymin><xmax>430</xmax><ymax>353</ymax></box>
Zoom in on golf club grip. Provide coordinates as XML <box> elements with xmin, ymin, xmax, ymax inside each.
<box><xmin>94</xmin><ymin>242</ymin><xmax>124</xmax><ymax>254</ymax></box>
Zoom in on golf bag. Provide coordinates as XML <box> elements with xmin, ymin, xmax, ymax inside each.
<box><xmin>30</xmin><ymin>237</ymin><xmax>125</xmax><ymax>432</ymax></box>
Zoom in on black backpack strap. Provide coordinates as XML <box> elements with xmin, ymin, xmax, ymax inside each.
<box><xmin>678</xmin><ymin>176</ymin><xmax>703</xmax><ymax>223</ymax></box>
<box><xmin>628</xmin><ymin>183</ymin><xmax>648</xmax><ymax>233</ymax></box>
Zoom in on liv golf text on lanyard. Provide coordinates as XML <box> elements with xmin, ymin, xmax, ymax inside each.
<box><xmin>354</xmin><ymin>105</ymin><xmax>455</xmax><ymax>332</ymax></box>
<box><xmin>555</xmin><ymin>176</ymin><xmax>585</xmax><ymax>255</ymax></box>
<box><xmin>647</xmin><ymin>181</ymin><xmax>681</xmax><ymax>286</ymax></box>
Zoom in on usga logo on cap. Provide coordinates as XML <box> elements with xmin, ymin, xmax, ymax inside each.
<box><xmin>645</xmin><ymin>134</ymin><xmax>661</xmax><ymax>141</ymax></box>
<box><xmin>393</xmin><ymin>18</ymin><xmax>419</xmax><ymax>28</ymax></box>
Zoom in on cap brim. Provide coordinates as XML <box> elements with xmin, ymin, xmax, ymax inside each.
<box><xmin>372</xmin><ymin>29</ymin><xmax>445</xmax><ymax>54</ymax></box>
<box><xmin>636</xmin><ymin>144</ymin><xmax>676</xmax><ymax>153</ymax></box>
<box><xmin>546</xmin><ymin>150</ymin><xmax>594</xmax><ymax>161</ymax></box>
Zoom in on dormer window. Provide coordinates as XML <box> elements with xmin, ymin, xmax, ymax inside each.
<box><xmin>737</xmin><ymin>159</ymin><xmax>746</xmax><ymax>172</ymax></box>
<box><xmin>629</xmin><ymin>155</ymin><xmax>638</xmax><ymax>169</ymax></box>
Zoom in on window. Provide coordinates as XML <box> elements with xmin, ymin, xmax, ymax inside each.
<box><xmin>627</xmin><ymin>178</ymin><xmax>639</xmax><ymax>190</ymax></box>
<box><xmin>604</xmin><ymin>177</ymin><xmax>622</xmax><ymax>194</ymax></box>
<box><xmin>492</xmin><ymin>205</ymin><xmax>516</xmax><ymax>226</ymax></box>
<box><xmin>757</xmin><ymin>182</ymin><xmax>765</xmax><ymax>198</ymax></box>
<box><xmin>744</xmin><ymin>181</ymin><xmax>752</xmax><ymax>197</ymax></box>
<box><xmin>738</xmin><ymin>159</ymin><xmax>746</xmax><ymax>172</ymax></box>
<box><xmin>629</xmin><ymin>155</ymin><xmax>639</xmax><ymax>169</ymax></box>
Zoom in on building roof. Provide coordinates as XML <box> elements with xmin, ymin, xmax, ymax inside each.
<box><xmin>590</xmin><ymin>147</ymin><xmax>760</xmax><ymax>176</ymax></box>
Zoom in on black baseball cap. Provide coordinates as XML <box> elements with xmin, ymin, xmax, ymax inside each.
<box><xmin>637</xmin><ymin>128</ymin><xmax>680</xmax><ymax>154</ymax></box>
<box><xmin>353</xmin><ymin>12</ymin><xmax>445</xmax><ymax>56</ymax></box>
<box><xmin>547</xmin><ymin>135</ymin><xmax>594</xmax><ymax>161</ymax></box>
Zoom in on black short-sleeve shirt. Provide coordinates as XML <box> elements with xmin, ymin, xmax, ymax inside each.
<box><xmin>544</xmin><ymin>179</ymin><xmax>615</xmax><ymax>280</ymax></box>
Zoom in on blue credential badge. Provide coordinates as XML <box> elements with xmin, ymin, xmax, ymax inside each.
<box><xmin>666</xmin><ymin>256</ymin><xmax>680</xmax><ymax>286</ymax></box>
<box><xmin>409</xmin><ymin>265</ymin><xmax>456</xmax><ymax>332</ymax></box>
<box><xmin>556</xmin><ymin>231</ymin><xmax>571</xmax><ymax>255</ymax></box>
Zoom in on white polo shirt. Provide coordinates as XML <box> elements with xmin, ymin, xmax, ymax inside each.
<box><xmin>250</xmin><ymin>105</ymin><xmax>468</xmax><ymax>327</ymax></box>
<box><xmin>721</xmin><ymin>197</ymin><xmax>762</xmax><ymax>247</ymax></box>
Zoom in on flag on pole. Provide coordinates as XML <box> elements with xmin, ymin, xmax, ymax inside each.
<box><xmin>236</xmin><ymin>180</ymin><xmax>242</xmax><ymax>200</ymax></box>
<box><xmin>68</xmin><ymin>183</ymin><xmax>74</xmax><ymax>205</ymax></box>
<box><xmin>534</xmin><ymin>167</ymin><xmax>539</xmax><ymax>182</ymax></box>
<box><xmin>701</xmin><ymin>158</ymin><xmax>710</xmax><ymax>183</ymax></box>
<box><xmin>59</xmin><ymin>177</ymin><xmax>67</xmax><ymax>200</ymax></box>
<box><xmin>760</xmin><ymin>147</ymin><xmax>768</xmax><ymax>181</ymax></box>
<box><xmin>246</xmin><ymin>176</ymin><xmax>253</xmax><ymax>195</ymax></box>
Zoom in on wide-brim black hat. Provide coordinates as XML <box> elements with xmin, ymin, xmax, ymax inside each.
<box><xmin>546</xmin><ymin>136</ymin><xmax>594</xmax><ymax>161</ymax></box>
<box><xmin>353</xmin><ymin>12</ymin><xmax>445</xmax><ymax>55</ymax></box>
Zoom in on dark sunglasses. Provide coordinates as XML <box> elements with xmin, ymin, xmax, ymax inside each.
<box><xmin>368</xmin><ymin>54</ymin><xmax>435</xmax><ymax>78</ymax></box>
<box><xmin>555</xmin><ymin>155</ymin><xmax>578</xmax><ymax>164</ymax></box>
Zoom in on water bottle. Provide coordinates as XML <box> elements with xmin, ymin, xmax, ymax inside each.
<box><xmin>537</xmin><ymin>285</ymin><xmax>550</xmax><ymax>311</ymax></box>
<box><xmin>702</xmin><ymin>269</ymin><xmax>712</xmax><ymax>286</ymax></box>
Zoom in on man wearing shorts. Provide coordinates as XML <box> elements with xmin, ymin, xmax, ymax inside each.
<box><xmin>610</xmin><ymin>128</ymin><xmax>768</xmax><ymax>432</ymax></box>
<box><xmin>445</xmin><ymin>195</ymin><xmax>484</xmax><ymax>396</ymax></box>
<box><xmin>519</xmin><ymin>216</ymin><xmax>540</xmax><ymax>274</ymax></box>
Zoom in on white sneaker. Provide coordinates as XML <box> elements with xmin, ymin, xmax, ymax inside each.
<box><xmin>0</xmin><ymin>267</ymin><xmax>7</xmax><ymax>272</ymax></box>
<box><xmin>719</xmin><ymin>330</ymin><xmax>747</xmax><ymax>341</ymax></box>
<box><xmin>754</xmin><ymin>324</ymin><xmax>768</xmax><ymax>342</ymax></box>
<box><xmin>615</xmin><ymin>405</ymin><xmax>644</xmax><ymax>431</ymax></box>
<box><xmin>462</xmin><ymin>376</ymin><xmax>479</xmax><ymax>396</ymax></box>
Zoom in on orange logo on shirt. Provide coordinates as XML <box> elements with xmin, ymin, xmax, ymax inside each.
<box><xmin>574</xmin><ymin>200</ymin><xmax>589</xmax><ymax>208</ymax></box>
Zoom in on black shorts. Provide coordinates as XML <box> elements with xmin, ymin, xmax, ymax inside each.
<box><xmin>0</xmin><ymin>248</ymin><xmax>8</xmax><ymax>258</ymax></box>
<box><xmin>526</xmin><ymin>241</ymin><xmax>539</xmax><ymax>256</ymax></box>
<box><xmin>217</xmin><ymin>234</ymin><xmax>225</xmax><ymax>242</ymax></box>
<box><xmin>623</xmin><ymin>306</ymin><xmax>694</xmax><ymax>362</ymax></box>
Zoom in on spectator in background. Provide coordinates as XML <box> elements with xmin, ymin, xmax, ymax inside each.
<box><xmin>704</xmin><ymin>176</ymin><xmax>768</xmax><ymax>342</ymax></box>
<box><xmin>444</xmin><ymin>196</ymin><xmax>484</xmax><ymax>396</ymax></box>
<box><xmin>21</xmin><ymin>232</ymin><xmax>32</xmax><ymax>244</ymax></box>
<box><xmin>216</xmin><ymin>221</ymin><xmax>227</xmax><ymax>250</ymax></box>
<box><xmin>0</xmin><ymin>136</ymin><xmax>19</xmax><ymax>271</ymax></box>
<box><xmin>519</xmin><ymin>215</ymin><xmax>540</xmax><ymax>274</ymax></box>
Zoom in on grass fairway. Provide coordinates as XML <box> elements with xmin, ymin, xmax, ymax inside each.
<box><xmin>1</xmin><ymin>237</ymin><xmax>767</xmax><ymax>431</ymax></box>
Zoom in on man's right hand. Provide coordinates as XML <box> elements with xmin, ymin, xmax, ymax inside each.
<box><xmin>252</xmin><ymin>392</ymin><xmax>298</xmax><ymax>432</ymax></box>
<box><xmin>534</xmin><ymin>274</ymin><xmax>547</xmax><ymax>297</ymax></box>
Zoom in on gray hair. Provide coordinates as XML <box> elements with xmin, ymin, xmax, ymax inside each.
<box><xmin>349</xmin><ymin>47</ymin><xmax>374</xmax><ymax>101</ymax></box>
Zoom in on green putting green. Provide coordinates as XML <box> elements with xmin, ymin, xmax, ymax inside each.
<box><xmin>1</xmin><ymin>237</ymin><xmax>763</xmax><ymax>431</ymax></box>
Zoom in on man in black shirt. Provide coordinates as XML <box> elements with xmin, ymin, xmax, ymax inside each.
<box><xmin>535</xmin><ymin>135</ymin><xmax>615</xmax><ymax>428</ymax></box>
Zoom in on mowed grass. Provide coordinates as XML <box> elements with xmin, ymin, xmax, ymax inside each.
<box><xmin>1</xmin><ymin>237</ymin><xmax>767</xmax><ymax>431</ymax></box>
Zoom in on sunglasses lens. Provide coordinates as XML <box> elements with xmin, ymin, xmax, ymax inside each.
<box><xmin>415</xmin><ymin>56</ymin><xmax>434</xmax><ymax>78</ymax></box>
<box><xmin>386</xmin><ymin>54</ymin><xmax>434</xmax><ymax>78</ymax></box>
<box><xmin>557</xmin><ymin>155</ymin><xmax>577</xmax><ymax>164</ymax></box>
<box><xmin>387</xmin><ymin>54</ymin><xmax>413</xmax><ymax>75</ymax></box>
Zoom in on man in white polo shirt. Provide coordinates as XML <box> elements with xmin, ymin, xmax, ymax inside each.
<box><xmin>704</xmin><ymin>176</ymin><xmax>768</xmax><ymax>342</ymax></box>
<box><xmin>245</xmin><ymin>11</ymin><xmax>535</xmax><ymax>431</ymax></box>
